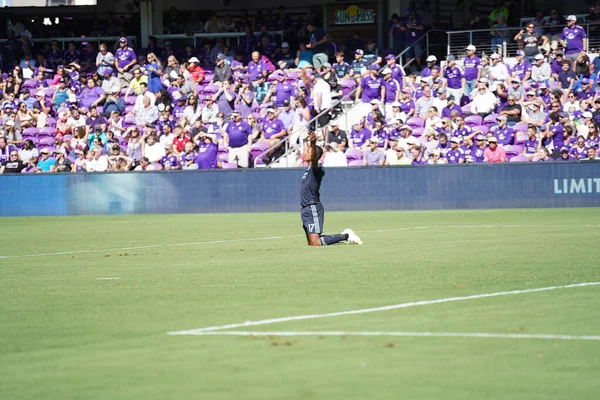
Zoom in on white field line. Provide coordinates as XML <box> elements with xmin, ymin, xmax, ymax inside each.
<box><xmin>182</xmin><ymin>330</ymin><xmax>600</xmax><ymax>341</ymax></box>
<box><xmin>167</xmin><ymin>282</ymin><xmax>600</xmax><ymax>335</ymax></box>
<box><xmin>1</xmin><ymin>224</ymin><xmax>598</xmax><ymax>260</ymax></box>
<box><xmin>95</xmin><ymin>277</ymin><xmax>122</xmax><ymax>280</ymax></box>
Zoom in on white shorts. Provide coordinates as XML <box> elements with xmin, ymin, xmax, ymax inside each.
<box><xmin>228</xmin><ymin>145</ymin><xmax>249</xmax><ymax>168</ymax></box>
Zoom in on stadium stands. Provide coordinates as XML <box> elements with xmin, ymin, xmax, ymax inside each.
<box><xmin>1</xmin><ymin>6</ymin><xmax>600</xmax><ymax>174</ymax></box>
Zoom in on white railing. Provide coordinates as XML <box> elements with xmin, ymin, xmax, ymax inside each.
<box><xmin>0</xmin><ymin>36</ymin><xmax>137</xmax><ymax>49</ymax></box>
<box><xmin>520</xmin><ymin>14</ymin><xmax>589</xmax><ymax>26</ymax></box>
<box><xmin>447</xmin><ymin>22</ymin><xmax>600</xmax><ymax>59</ymax></box>
<box><xmin>153</xmin><ymin>31</ymin><xmax>283</xmax><ymax>48</ymax></box>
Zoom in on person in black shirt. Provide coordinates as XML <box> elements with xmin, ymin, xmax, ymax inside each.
<box><xmin>0</xmin><ymin>150</ymin><xmax>26</xmax><ymax>173</ymax></box>
<box><xmin>52</xmin><ymin>150</ymin><xmax>73</xmax><ymax>172</ymax></box>
<box><xmin>300</xmin><ymin>131</ymin><xmax>362</xmax><ymax>246</ymax></box>
<box><xmin>327</xmin><ymin>122</ymin><xmax>348</xmax><ymax>151</ymax></box>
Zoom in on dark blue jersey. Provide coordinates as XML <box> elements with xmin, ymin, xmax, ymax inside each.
<box><xmin>300</xmin><ymin>164</ymin><xmax>325</xmax><ymax>208</ymax></box>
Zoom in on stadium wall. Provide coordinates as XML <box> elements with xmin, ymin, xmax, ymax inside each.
<box><xmin>1</xmin><ymin>162</ymin><xmax>599</xmax><ymax>216</ymax></box>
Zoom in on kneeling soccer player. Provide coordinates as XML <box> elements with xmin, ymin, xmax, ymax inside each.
<box><xmin>300</xmin><ymin>131</ymin><xmax>362</xmax><ymax>246</ymax></box>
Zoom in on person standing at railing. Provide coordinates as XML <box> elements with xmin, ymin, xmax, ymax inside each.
<box><xmin>405</xmin><ymin>8</ymin><xmax>424</xmax><ymax>70</ymax></box>
<box><xmin>305</xmin><ymin>21</ymin><xmax>329</xmax><ymax>74</ymax></box>
<box><xmin>385</xmin><ymin>54</ymin><xmax>406</xmax><ymax>89</ymax></box>
<box><xmin>462</xmin><ymin>45</ymin><xmax>482</xmax><ymax>98</ymax></box>
<box><xmin>442</xmin><ymin>55</ymin><xmax>464</xmax><ymax>104</ymax></box>
<box><xmin>488</xmin><ymin>0</ymin><xmax>509</xmax><ymax>30</ymax></box>
<box><xmin>561</xmin><ymin>15</ymin><xmax>587</xmax><ymax>68</ymax></box>
<box><xmin>514</xmin><ymin>23</ymin><xmax>547</xmax><ymax>65</ymax></box>
<box><xmin>546</xmin><ymin>10</ymin><xmax>565</xmax><ymax>51</ymax></box>
<box><xmin>114</xmin><ymin>37</ymin><xmax>137</xmax><ymax>89</ymax></box>
<box><xmin>531</xmin><ymin>54</ymin><xmax>552</xmax><ymax>83</ymax></box>
<box><xmin>388</xmin><ymin>13</ymin><xmax>406</xmax><ymax>59</ymax></box>
<box><xmin>488</xmin><ymin>53</ymin><xmax>509</xmax><ymax>90</ymax></box>
<box><xmin>382</xmin><ymin>68</ymin><xmax>401</xmax><ymax>117</ymax></box>
<box><xmin>490</xmin><ymin>15</ymin><xmax>509</xmax><ymax>53</ymax></box>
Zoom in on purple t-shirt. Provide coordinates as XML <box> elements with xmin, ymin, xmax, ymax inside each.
<box><xmin>262</xmin><ymin>118</ymin><xmax>286</xmax><ymax>139</ymax></box>
<box><xmin>561</xmin><ymin>26</ymin><xmax>587</xmax><ymax>54</ymax></box>
<box><xmin>247</xmin><ymin>60</ymin><xmax>267</xmax><ymax>82</ymax></box>
<box><xmin>0</xmin><ymin>144</ymin><xmax>14</xmax><ymax>163</ymax></box>
<box><xmin>350</xmin><ymin>127</ymin><xmax>372</xmax><ymax>147</ymax></box>
<box><xmin>115</xmin><ymin>47</ymin><xmax>137</xmax><ymax>69</ymax></box>
<box><xmin>195</xmin><ymin>142</ymin><xmax>218</xmax><ymax>169</ymax></box>
<box><xmin>445</xmin><ymin>148</ymin><xmax>465</xmax><ymax>164</ymax></box>
<box><xmin>511</xmin><ymin>61</ymin><xmax>532</xmax><ymax>81</ymax></box>
<box><xmin>360</xmin><ymin>76</ymin><xmax>384</xmax><ymax>103</ymax></box>
<box><xmin>549</xmin><ymin>123</ymin><xmax>565</xmax><ymax>148</ymax></box>
<box><xmin>371</xmin><ymin>128</ymin><xmax>389</xmax><ymax>146</ymax></box>
<box><xmin>389</xmin><ymin>64</ymin><xmax>405</xmax><ymax>87</ymax></box>
<box><xmin>225</xmin><ymin>120</ymin><xmax>252</xmax><ymax>148</ymax></box>
<box><xmin>216</xmin><ymin>90</ymin><xmax>236</xmax><ymax>117</ymax></box>
<box><xmin>524</xmin><ymin>138</ymin><xmax>538</xmax><ymax>154</ymax></box>
<box><xmin>161</xmin><ymin>154</ymin><xmax>179</xmax><ymax>169</ymax></box>
<box><xmin>453</xmin><ymin>126</ymin><xmax>472</xmax><ymax>139</ymax></box>
<box><xmin>384</xmin><ymin>79</ymin><xmax>400</xmax><ymax>103</ymax></box>
<box><xmin>406</xmin><ymin>16</ymin><xmax>424</xmax><ymax>42</ymax></box>
<box><xmin>399</xmin><ymin>99</ymin><xmax>415</xmax><ymax>114</ymax></box>
<box><xmin>463</xmin><ymin>55</ymin><xmax>481</xmax><ymax>81</ymax></box>
<box><xmin>79</xmin><ymin>87</ymin><xmax>105</xmax><ymax>109</ymax></box>
<box><xmin>442</xmin><ymin>104</ymin><xmax>462</xmax><ymax>119</ymax></box>
<box><xmin>235</xmin><ymin>91</ymin><xmax>255</xmax><ymax>118</ymax></box>
<box><xmin>444</xmin><ymin>66</ymin><xmax>463</xmax><ymax>89</ymax></box>
<box><xmin>570</xmin><ymin>145</ymin><xmax>588</xmax><ymax>159</ymax></box>
<box><xmin>494</xmin><ymin>126</ymin><xmax>514</xmax><ymax>146</ymax></box>
<box><xmin>471</xmin><ymin>146</ymin><xmax>486</xmax><ymax>163</ymax></box>
<box><xmin>275</xmin><ymin>82</ymin><xmax>294</xmax><ymax>107</ymax></box>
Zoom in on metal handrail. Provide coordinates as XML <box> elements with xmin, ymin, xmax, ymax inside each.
<box><xmin>0</xmin><ymin>36</ymin><xmax>138</xmax><ymax>49</ymax></box>
<box><xmin>152</xmin><ymin>31</ymin><xmax>283</xmax><ymax>48</ymax></box>
<box><xmin>261</xmin><ymin>31</ymin><xmax>435</xmax><ymax>168</ymax></box>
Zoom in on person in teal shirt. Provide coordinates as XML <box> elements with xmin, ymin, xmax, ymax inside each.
<box><xmin>87</xmin><ymin>125</ymin><xmax>107</xmax><ymax>148</ymax></box>
<box><xmin>36</xmin><ymin>148</ymin><xmax>56</xmax><ymax>172</ymax></box>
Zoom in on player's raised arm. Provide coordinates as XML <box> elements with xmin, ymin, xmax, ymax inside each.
<box><xmin>308</xmin><ymin>131</ymin><xmax>319</xmax><ymax>167</ymax></box>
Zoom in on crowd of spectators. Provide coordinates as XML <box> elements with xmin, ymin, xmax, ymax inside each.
<box><xmin>2</xmin><ymin>7</ymin><xmax>600</xmax><ymax>175</ymax></box>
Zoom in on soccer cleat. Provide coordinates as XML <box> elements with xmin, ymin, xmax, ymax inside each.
<box><xmin>342</xmin><ymin>228</ymin><xmax>363</xmax><ymax>245</ymax></box>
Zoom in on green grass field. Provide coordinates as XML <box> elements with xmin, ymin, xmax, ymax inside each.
<box><xmin>1</xmin><ymin>209</ymin><xmax>599</xmax><ymax>399</ymax></box>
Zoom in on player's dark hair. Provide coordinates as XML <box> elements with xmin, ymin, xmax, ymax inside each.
<box><xmin>315</xmin><ymin>146</ymin><xmax>323</xmax><ymax>160</ymax></box>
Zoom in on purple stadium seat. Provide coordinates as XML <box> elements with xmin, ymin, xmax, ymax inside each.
<box><xmin>218</xmin><ymin>152</ymin><xmax>229</xmax><ymax>162</ymax></box>
<box><xmin>22</xmin><ymin>127</ymin><xmax>39</xmax><ymax>137</ymax></box>
<box><xmin>203</xmin><ymin>84</ymin><xmax>219</xmax><ymax>94</ymax></box>
<box><xmin>483</xmin><ymin>114</ymin><xmax>498</xmax><ymax>126</ymax></box>
<box><xmin>461</xmin><ymin>104</ymin><xmax>471</xmax><ymax>115</ymax></box>
<box><xmin>472</xmin><ymin>125</ymin><xmax>489</xmax><ymax>134</ymax></box>
<box><xmin>515</xmin><ymin>132</ymin><xmax>527</xmax><ymax>145</ymax></box>
<box><xmin>505</xmin><ymin>145</ymin><xmax>524</xmax><ymax>157</ymax></box>
<box><xmin>46</xmin><ymin>117</ymin><xmax>56</xmax><ymax>127</ymax></box>
<box><xmin>39</xmin><ymin>127</ymin><xmax>55</xmax><ymax>137</ymax></box>
<box><xmin>348</xmin><ymin>160</ymin><xmax>363</xmax><ymax>167</ymax></box>
<box><xmin>125</xmin><ymin>105</ymin><xmax>134</xmax><ymax>114</ymax></box>
<box><xmin>411</xmin><ymin>127</ymin><xmax>425</xmax><ymax>137</ymax></box>
<box><xmin>464</xmin><ymin>115</ymin><xmax>482</xmax><ymax>127</ymax></box>
<box><xmin>509</xmin><ymin>155</ymin><xmax>530</xmax><ymax>162</ymax></box>
<box><xmin>345</xmin><ymin>149</ymin><xmax>363</xmax><ymax>161</ymax></box>
<box><xmin>39</xmin><ymin>137</ymin><xmax>56</xmax><ymax>146</ymax></box>
<box><xmin>513</xmin><ymin>122</ymin><xmax>528</xmax><ymax>133</ymax></box>
<box><xmin>124</xmin><ymin>115</ymin><xmax>136</xmax><ymax>126</ymax></box>
<box><xmin>406</xmin><ymin>116</ymin><xmax>424</xmax><ymax>128</ymax></box>
<box><xmin>125</xmin><ymin>96</ymin><xmax>137</xmax><ymax>106</ymax></box>
<box><xmin>222</xmin><ymin>162</ymin><xmax>238</xmax><ymax>169</ymax></box>
<box><xmin>217</xmin><ymin>143</ymin><xmax>228</xmax><ymax>153</ymax></box>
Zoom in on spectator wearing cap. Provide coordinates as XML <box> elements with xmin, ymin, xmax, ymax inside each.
<box><xmin>531</xmin><ymin>54</ymin><xmax>551</xmax><ymax>83</ymax></box>
<box><xmin>470</xmin><ymin>81</ymin><xmax>497</xmax><ymax>117</ymax></box>
<box><xmin>278</xmin><ymin>100</ymin><xmax>294</xmax><ymax>131</ymax></box>
<box><xmin>386</xmin><ymin>102</ymin><xmax>407</xmax><ymax>125</ymax></box>
<box><xmin>327</xmin><ymin>121</ymin><xmax>348</xmax><ymax>150</ymax></box>
<box><xmin>507</xmin><ymin>77</ymin><xmax>526</xmax><ymax>101</ymax></box>
<box><xmin>522</xmin><ymin>125</ymin><xmax>540</xmax><ymax>160</ymax></box>
<box><xmin>561</xmin><ymin>16</ymin><xmax>587</xmax><ymax>66</ymax></box>
<box><xmin>524</xmin><ymin>100</ymin><xmax>547</xmax><ymax>129</ymax></box>
<box><xmin>381</xmin><ymin>67</ymin><xmax>400</xmax><ymax>116</ymax></box>
<box><xmin>221</xmin><ymin>111</ymin><xmax>252</xmax><ymax>168</ymax></box>
<box><xmin>34</xmin><ymin>148</ymin><xmax>55</xmax><ymax>173</ymax></box>
<box><xmin>488</xmin><ymin>53</ymin><xmax>509</xmax><ymax>88</ymax></box>
<box><xmin>421</xmin><ymin>55</ymin><xmax>438</xmax><ymax>78</ymax></box>
<box><xmin>275</xmin><ymin>42</ymin><xmax>295</xmax><ymax>70</ymax></box>
<box><xmin>363</xmin><ymin>137</ymin><xmax>385</xmax><ymax>166</ymax></box>
<box><xmin>441</xmin><ymin>94</ymin><xmax>462</xmax><ymax>119</ymax></box>
<box><xmin>570</xmin><ymin>136</ymin><xmax>589</xmax><ymax>160</ymax></box>
<box><xmin>415</xmin><ymin>86</ymin><xmax>434</xmax><ymax>118</ymax></box>
<box><xmin>385</xmin><ymin>54</ymin><xmax>406</xmax><ymax>87</ymax></box>
<box><xmin>470</xmin><ymin>133</ymin><xmax>488</xmax><ymax>163</ymax></box>
<box><xmin>51</xmin><ymin>78</ymin><xmax>70</xmax><ymax>109</ymax></box>
<box><xmin>268</xmin><ymin>72</ymin><xmax>294</xmax><ymax>108</ymax></box>
<box><xmin>214</xmin><ymin>80</ymin><xmax>237</xmax><ymax>119</ymax></box>
<box><xmin>462</xmin><ymin>45</ymin><xmax>482</xmax><ymax>97</ymax></box>
<box><xmin>322</xmin><ymin>142</ymin><xmax>348</xmax><ymax>167</ymax></box>
<box><xmin>233</xmin><ymin>82</ymin><xmax>255</xmax><ymax>119</ymax></box>
<box><xmin>134</xmin><ymin>156</ymin><xmax>156</xmax><ymax>171</ymax></box>
<box><xmin>351</xmin><ymin>49</ymin><xmax>369</xmax><ymax>78</ymax></box>
<box><xmin>514</xmin><ymin>22</ymin><xmax>547</xmax><ymax>64</ymax></box>
<box><xmin>442</xmin><ymin>55</ymin><xmax>464</xmax><ymax>102</ymax></box>
<box><xmin>172</xmin><ymin>74</ymin><xmax>196</xmax><ymax>100</ymax></box>
<box><xmin>483</xmin><ymin>136</ymin><xmax>506</xmax><ymax>162</ymax></box>
<box><xmin>444</xmin><ymin>137</ymin><xmax>465</xmax><ymax>164</ymax></box>
<box><xmin>191</xmin><ymin>128</ymin><xmax>218</xmax><ymax>170</ymax></box>
<box><xmin>187</xmin><ymin>57</ymin><xmax>205</xmax><ymax>83</ymax></box>
<box><xmin>260</xmin><ymin>108</ymin><xmax>287</xmax><ymax>147</ymax></box>
<box><xmin>492</xmin><ymin>115</ymin><xmax>515</xmax><ymax>146</ymax></box>
<box><xmin>212</xmin><ymin>54</ymin><xmax>232</xmax><ymax>83</ymax></box>
<box><xmin>405</xmin><ymin>8</ymin><xmax>424</xmax><ymax>68</ymax></box>
<box><xmin>511</xmin><ymin>51</ymin><xmax>532</xmax><ymax>83</ymax></box>
<box><xmin>199</xmin><ymin>96</ymin><xmax>218</xmax><ymax>124</ymax></box>
<box><xmin>305</xmin><ymin>21</ymin><xmax>329</xmax><ymax>73</ymax></box>
<box><xmin>332</xmin><ymin>51</ymin><xmax>352</xmax><ymax>80</ymax></box>
<box><xmin>182</xmin><ymin>94</ymin><xmax>202</xmax><ymax>125</ymax></box>
<box><xmin>114</xmin><ymin>37</ymin><xmax>137</xmax><ymax>87</ymax></box>
<box><xmin>499</xmin><ymin>95</ymin><xmax>521</xmax><ymax>125</ymax></box>
<box><xmin>578</xmin><ymin>78</ymin><xmax>595</xmax><ymax>101</ymax></box>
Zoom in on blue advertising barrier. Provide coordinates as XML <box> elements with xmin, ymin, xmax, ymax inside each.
<box><xmin>0</xmin><ymin>162</ymin><xmax>599</xmax><ymax>217</ymax></box>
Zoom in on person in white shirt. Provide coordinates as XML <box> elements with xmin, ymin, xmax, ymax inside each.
<box><xmin>488</xmin><ymin>53</ymin><xmax>509</xmax><ymax>89</ymax></box>
<box><xmin>322</xmin><ymin>142</ymin><xmax>348</xmax><ymax>166</ymax></box>
<box><xmin>134</xmin><ymin>156</ymin><xmax>156</xmax><ymax>171</ymax></box>
<box><xmin>107</xmin><ymin>111</ymin><xmax>125</xmax><ymax>136</ymax></box>
<box><xmin>67</xmin><ymin>107</ymin><xmax>88</xmax><ymax>129</ymax></box>
<box><xmin>386</xmin><ymin>102</ymin><xmax>407</xmax><ymax>125</ymax></box>
<box><xmin>135</xmin><ymin>96</ymin><xmax>159</xmax><ymax>127</ymax></box>
<box><xmin>470</xmin><ymin>82</ymin><xmax>498</xmax><ymax>116</ymax></box>
<box><xmin>143</xmin><ymin>134</ymin><xmax>165</xmax><ymax>163</ymax></box>
<box><xmin>201</xmin><ymin>96</ymin><xmax>219</xmax><ymax>124</ymax></box>
<box><xmin>531</xmin><ymin>54</ymin><xmax>551</xmax><ymax>82</ymax></box>
<box><xmin>131</xmin><ymin>83</ymin><xmax>156</xmax><ymax>115</ymax></box>
<box><xmin>432</xmin><ymin>89</ymin><xmax>448</xmax><ymax>115</ymax></box>
<box><xmin>87</xmin><ymin>147</ymin><xmax>108</xmax><ymax>172</ymax></box>
<box><xmin>311</xmin><ymin>73</ymin><xmax>332</xmax><ymax>138</ymax></box>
